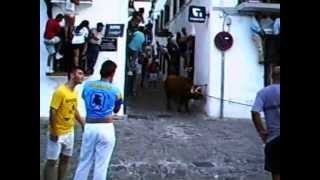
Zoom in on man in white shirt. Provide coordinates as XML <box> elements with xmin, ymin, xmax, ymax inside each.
<box><xmin>87</xmin><ymin>22</ymin><xmax>104</xmax><ymax>74</ymax></box>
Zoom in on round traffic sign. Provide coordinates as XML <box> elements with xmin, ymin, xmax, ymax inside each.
<box><xmin>214</xmin><ymin>31</ymin><xmax>233</xmax><ymax>51</ymax></box>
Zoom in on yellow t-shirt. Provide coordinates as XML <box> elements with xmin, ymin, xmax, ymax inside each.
<box><xmin>49</xmin><ymin>84</ymin><xmax>78</xmax><ymax>136</ymax></box>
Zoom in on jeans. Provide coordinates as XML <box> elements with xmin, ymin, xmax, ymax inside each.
<box><xmin>87</xmin><ymin>43</ymin><xmax>100</xmax><ymax>72</ymax></box>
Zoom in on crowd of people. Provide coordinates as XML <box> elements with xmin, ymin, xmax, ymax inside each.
<box><xmin>149</xmin><ymin>27</ymin><xmax>195</xmax><ymax>85</ymax></box>
<box><xmin>126</xmin><ymin>10</ymin><xmax>161</xmax><ymax>96</ymax></box>
<box><xmin>125</xmin><ymin>8</ymin><xmax>195</xmax><ymax>97</ymax></box>
<box><xmin>163</xmin><ymin>27</ymin><xmax>193</xmax><ymax>77</ymax></box>
<box><xmin>43</xmin><ymin>0</ymin><xmax>104</xmax><ymax>74</ymax></box>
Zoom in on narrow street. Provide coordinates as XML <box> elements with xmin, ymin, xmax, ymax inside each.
<box><xmin>40</xmin><ymin>81</ymin><xmax>271</xmax><ymax>180</ymax></box>
<box><xmin>40</xmin><ymin>0</ymin><xmax>280</xmax><ymax>179</ymax></box>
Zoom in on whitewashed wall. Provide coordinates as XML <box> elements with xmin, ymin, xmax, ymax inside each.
<box><xmin>40</xmin><ymin>0</ymin><xmax>128</xmax><ymax>117</ymax></box>
<box><xmin>207</xmin><ymin>11</ymin><xmax>264</xmax><ymax>119</ymax></box>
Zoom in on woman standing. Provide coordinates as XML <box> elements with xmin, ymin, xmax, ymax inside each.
<box><xmin>71</xmin><ymin>20</ymin><xmax>90</xmax><ymax>67</ymax></box>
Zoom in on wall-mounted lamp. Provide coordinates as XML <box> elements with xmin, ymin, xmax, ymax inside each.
<box><xmin>222</xmin><ymin>13</ymin><xmax>232</xmax><ymax>32</ymax></box>
<box><xmin>225</xmin><ymin>16</ymin><xmax>232</xmax><ymax>26</ymax></box>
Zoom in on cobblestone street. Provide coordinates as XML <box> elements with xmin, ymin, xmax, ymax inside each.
<box><xmin>40</xmin><ymin>82</ymin><xmax>271</xmax><ymax>180</ymax></box>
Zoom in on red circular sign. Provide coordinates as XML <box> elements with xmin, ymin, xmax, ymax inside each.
<box><xmin>214</xmin><ymin>31</ymin><xmax>233</xmax><ymax>51</ymax></box>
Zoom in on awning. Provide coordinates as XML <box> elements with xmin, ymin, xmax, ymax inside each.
<box><xmin>237</xmin><ymin>2</ymin><xmax>280</xmax><ymax>14</ymax></box>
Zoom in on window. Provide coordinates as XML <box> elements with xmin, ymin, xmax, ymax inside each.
<box><xmin>173</xmin><ymin>0</ymin><xmax>177</xmax><ymax>16</ymax></box>
<box><xmin>160</xmin><ymin>10</ymin><xmax>164</xmax><ymax>31</ymax></box>
<box><xmin>180</xmin><ymin>0</ymin><xmax>185</xmax><ymax>8</ymax></box>
<box><xmin>155</xmin><ymin>16</ymin><xmax>160</xmax><ymax>33</ymax></box>
<box><xmin>164</xmin><ymin>5</ymin><xmax>170</xmax><ymax>24</ymax></box>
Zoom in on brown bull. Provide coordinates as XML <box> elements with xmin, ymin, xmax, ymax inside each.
<box><xmin>164</xmin><ymin>75</ymin><xmax>203</xmax><ymax>112</ymax></box>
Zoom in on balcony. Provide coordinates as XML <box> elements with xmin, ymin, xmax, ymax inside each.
<box><xmin>237</xmin><ymin>0</ymin><xmax>280</xmax><ymax>14</ymax></box>
<box><xmin>51</xmin><ymin>0</ymin><xmax>92</xmax><ymax>5</ymax></box>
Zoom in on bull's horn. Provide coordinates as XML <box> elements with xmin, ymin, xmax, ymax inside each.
<box><xmin>195</xmin><ymin>87</ymin><xmax>201</xmax><ymax>93</ymax></box>
<box><xmin>190</xmin><ymin>86</ymin><xmax>195</xmax><ymax>94</ymax></box>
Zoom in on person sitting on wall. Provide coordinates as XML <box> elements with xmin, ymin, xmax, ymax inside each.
<box><xmin>43</xmin><ymin>13</ymin><xmax>65</xmax><ymax>73</ymax></box>
<box><xmin>71</xmin><ymin>20</ymin><xmax>90</xmax><ymax>68</ymax></box>
<box><xmin>64</xmin><ymin>0</ymin><xmax>79</xmax><ymax>43</ymax></box>
<box><xmin>138</xmin><ymin>8</ymin><xmax>145</xmax><ymax>24</ymax></box>
<box><xmin>44</xmin><ymin>0</ymin><xmax>53</xmax><ymax>19</ymax></box>
<box><xmin>87</xmin><ymin>22</ymin><xmax>104</xmax><ymax>75</ymax></box>
<box><xmin>128</xmin><ymin>0</ymin><xmax>136</xmax><ymax>17</ymax></box>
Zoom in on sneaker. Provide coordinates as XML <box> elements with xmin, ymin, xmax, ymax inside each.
<box><xmin>46</xmin><ymin>66</ymin><xmax>54</xmax><ymax>73</ymax></box>
<box><xmin>55</xmin><ymin>53</ymin><xmax>64</xmax><ymax>60</ymax></box>
<box><xmin>46</xmin><ymin>69</ymin><xmax>53</xmax><ymax>74</ymax></box>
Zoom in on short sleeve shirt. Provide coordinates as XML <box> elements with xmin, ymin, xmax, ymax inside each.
<box><xmin>50</xmin><ymin>84</ymin><xmax>78</xmax><ymax>135</ymax></box>
<box><xmin>128</xmin><ymin>31</ymin><xmax>145</xmax><ymax>52</ymax></box>
<box><xmin>252</xmin><ymin>84</ymin><xmax>280</xmax><ymax>142</ymax></box>
<box><xmin>72</xmin><ymin>27</ymin><xmax>89</xmax><ymax>44</ymax></box>
<box><xmin>44</xmin><ymin>19</ymin><xmax>61</xmax><ymax>39</ymax></box>
<box><xmin>82</xmin><ymin>80</ymin><xmax>123</xmax><ymax>120</ymax></box>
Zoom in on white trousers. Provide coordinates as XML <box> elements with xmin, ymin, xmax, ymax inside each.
<box><xmin>73</xmin><ymin>123</ymin><xmax>116</xmax><ymax>180</ymax></box>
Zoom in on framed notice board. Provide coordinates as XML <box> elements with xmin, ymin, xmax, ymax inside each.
<box><xmin>104</xmin><ymin>24</ymin><xmax>125</xmax><ymax>38</ymax></box>
<box><xmin>100</xmin><ymin>38</ymin><xmax>117</xmax><ymax>51</ymax></box>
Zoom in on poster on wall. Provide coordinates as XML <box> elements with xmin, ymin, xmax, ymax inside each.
<box><xmin>100</xmin><ymin>38</ymin><xmax>118</xmax><ymax>51</ymax></box>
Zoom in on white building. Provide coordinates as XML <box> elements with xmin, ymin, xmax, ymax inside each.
<box><xmin>152</xmin><ymin>0</ymin><xmax>280</xmax><ymax>119</ymax></box>
<box><xmin>40</xmin><ymin>0</ymin><xmax>129</xmax><ymax>117</ymax></box>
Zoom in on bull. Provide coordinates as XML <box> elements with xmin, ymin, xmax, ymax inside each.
<box><xmin>164</xmin><ymin>75</ymin><xmax>203</xmax><ymax>112</ymax></box>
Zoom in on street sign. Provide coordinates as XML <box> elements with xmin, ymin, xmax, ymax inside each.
<box><xmin>100</xmin><ymin>38</ymin><xmax>117</xmax><ymax>51</ymax></box>
<box><xmin>214</xmin><ymin>32</ymin><xmax>233</xmax><ymax>51</ymax></box>
<box><xmin>188</xmin><ymin>6</ymin><xmax>206</xmax><ymax>23</ymax></box>
<box><xmin>104</xmin><ymin>24</ymin><xmax>125</xmax><ymax>37</ymax></box>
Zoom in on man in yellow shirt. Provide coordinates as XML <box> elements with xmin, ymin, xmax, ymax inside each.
<box><xmin>43</xmin><ymin>67</ymin><xmax>85</xmax><ymax>180</ymax></box>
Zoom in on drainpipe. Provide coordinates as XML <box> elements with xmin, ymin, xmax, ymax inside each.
<box><xmin>220</xmin><ymin>51</ymin><xmax>225</xmax><ymax>119</ymax></box>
